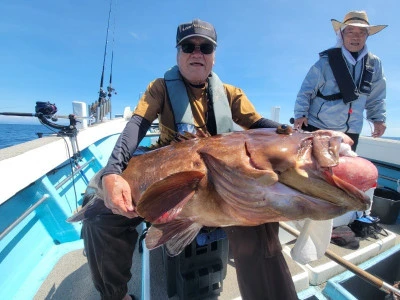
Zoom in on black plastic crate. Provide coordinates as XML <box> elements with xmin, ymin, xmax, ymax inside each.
<box><xmin>372</xmin><ymin>188</ymin><xmax>400</xmax><ymax>224</ymax></box>
<box><xmin>176</xmin><ymin>260</ymin><xmax>224</xmax><ymax>299</ymax></box>
<box><xmin>163</xmin><ymin>231</ymin><xmax>229</xmax><ymax>299</ymax></box>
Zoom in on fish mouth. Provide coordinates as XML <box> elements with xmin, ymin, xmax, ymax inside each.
<box><xmin>279</xmin><ymin>167</ymin><xmax>370</xmax><ymax>214</ymax></box>
<box><xmin>310</xmin><ymin>132</ymin><xmax>376</xmax><ymax>207</ymax></box>
<box><xmin>305</xmin><ymin>155</ymin><xmax>376</xmax><ymax>212</ymax></box>
<box><xmin>321</xmin><ymin>155</ymin><xmax>377</xmax><ymax>205</ymax></box>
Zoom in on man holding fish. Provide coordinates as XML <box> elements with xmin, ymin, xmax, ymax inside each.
<box><xmin>75</xmin><ymin>18</ymin><xmax>378</xmax><ymax>300</ymax></box>
<box><xmin>81</xmin><ymin>19</ymin><xmax>298</xmax><ymax>300</ymax></box>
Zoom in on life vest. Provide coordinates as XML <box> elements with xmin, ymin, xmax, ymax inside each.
<box><xmin>164</xmin><ymin>65</ymin><xmax>233</xmax><ymax>135</ymax></box>
<box><xmin>317</xmin><ymin>48</ymin><xmax>374</xmax><ymax>104</ymax></box>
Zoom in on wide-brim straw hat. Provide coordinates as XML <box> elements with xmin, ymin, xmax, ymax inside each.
<box><xmin>331</xmin><ymin>11</ymin><xmax>387</xmax><ymax>35</ymax></box>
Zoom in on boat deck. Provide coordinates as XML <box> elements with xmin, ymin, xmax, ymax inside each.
<box><xmin>34</xmin><ymin>223</ymin><xmax>400</xmax><ymax>300</ymax></box>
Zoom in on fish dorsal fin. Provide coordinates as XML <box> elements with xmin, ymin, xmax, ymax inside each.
<box><xmin>145</xmin><ymin>220</ymin><xmax>202</xmax><ymax>255</ymax></box>
<box><xmin>199</xmin><ymin>149</ymin><xmax>278</xmax><ymax>209</ymax></box>
<box><xmin>169</xmin><ymin>130</ymin><xmax>207</xmax><ymax>144</ymax></box>
<box><xmin>137</xmin><ymin>171</ymin><xmax>205</xmax><ymax>223</ymax></box>
<box><xmin>157</xmin><ymin>123</ymin><xmax>210</xmax><ymax>146</ymax></box>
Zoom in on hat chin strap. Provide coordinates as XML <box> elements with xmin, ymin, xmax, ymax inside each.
<box><xmin>334</xmin><ymin>30</ymin><xmax>344</xmax><ymax>48</ymax></box>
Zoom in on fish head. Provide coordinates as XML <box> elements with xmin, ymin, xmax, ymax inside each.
<box><xmin>243</xmin><ymin>129</ymin><xmax>377</xmax><ymax>219</ymax></box>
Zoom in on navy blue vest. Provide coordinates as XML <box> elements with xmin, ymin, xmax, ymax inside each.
<box><xmin>318</xmin><ymin>48</ymin><xmax>374</xmax><ymax>104</ymax></box>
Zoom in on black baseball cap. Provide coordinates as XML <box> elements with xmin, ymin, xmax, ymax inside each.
<box><xmin>176</xmin><ymin>19</ymin><xmax>217</xmax><ymax>46</ymax></box>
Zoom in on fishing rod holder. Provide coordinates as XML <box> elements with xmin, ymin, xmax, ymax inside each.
<box><xmin>0</xmin><ymin>101</ymin><xmax>82</xmax><ymax>162</ymax></box>
<box><xmin>33</xmin><ymin>102</ymin><xmax>79</xmax><ymax>139</ymax></box>
<box><xmin>35</xmin><ymin>103</ymin><xmax>82</xmax><ymax>162</ymax></box>
<box><xmin>90</xmin><ymin>94</ymin><xmax>112</xmax><ymax>123</ymax></box>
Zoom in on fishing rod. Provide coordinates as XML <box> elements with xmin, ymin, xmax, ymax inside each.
<box><xmin>0</xmin><ymin>102</ymin><xmax>77</xmax><ymax>134</ymax></box>
<box><xmin>106</xmin><ymin>1</ymin><xmax>117</xmax><ymax>120</ymax></box>
<box><xmin>107</xmin><ymin>51</ymin><xmax>115</xmax><ymax>120</ymax></box>
<box><xmin>98</xmin><ymin>0</ymin><xmax>112</xmax><ymax>103</ymax></box>
<box><xmin>279</xmin><ymin>222</ymin><xmax>400</xmax><ymax>297</ymax></box>
<box><xmin>96</xmin><ymin>0</ymin><xmax>117</xmax><ymax>121</ymax></box>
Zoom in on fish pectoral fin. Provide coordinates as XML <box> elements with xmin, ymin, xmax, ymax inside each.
<box><xmin>66</xmin><ymin>193</ymin><xmax>110</xmax><ymax>222</ymax></box>
<box><xmin>145</xmin><ymin>220</ymin><xmax>202</xmax><ymax>256</ymax></box>
<box><xmin>200</xmin><ymin>151</ymin><xmax>278</xmax><ymax>206</ymax></box>
<box><xmin>137</xmin><ymin>171</ymin><xmax>205</xmax><ymax>223</ymax></box>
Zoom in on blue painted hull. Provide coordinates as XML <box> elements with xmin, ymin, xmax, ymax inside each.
<box><xmin>0</xmin><ymin>132</ymin><xmax>155</xmax><ymax>299</ymax></box>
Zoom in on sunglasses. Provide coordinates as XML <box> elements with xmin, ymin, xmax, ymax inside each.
<box><xmin>180</xmin><ymin>43</ymin><xmax>215</xmax><ymax>55</ymax></box>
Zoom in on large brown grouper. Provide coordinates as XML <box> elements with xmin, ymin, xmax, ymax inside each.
<box><xmin>68</xmin><ymin>127</ymin><xmax>378</xmax><ymax>255</ymax></box>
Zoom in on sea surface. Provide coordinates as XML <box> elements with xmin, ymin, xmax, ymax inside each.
<box><xmin>0</xmin><ymin>123</ymin><xmax>399</xmax><ymax>151</ymax></box>
<box><xmin>0</xmin><ymin>123</ymin><xmax>57</xmax><ymax>150</ymax></box>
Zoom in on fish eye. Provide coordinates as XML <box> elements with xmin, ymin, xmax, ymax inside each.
<box><xmin>276</xmin><ymin>124</ymin><xmax>293</xmax><ymax>135</ymax></box>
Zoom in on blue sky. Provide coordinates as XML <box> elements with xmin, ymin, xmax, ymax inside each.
<box><xmin>0</xmin><ymin>0</ymin><xmax>398</xmax><ymax>137</ymax></box>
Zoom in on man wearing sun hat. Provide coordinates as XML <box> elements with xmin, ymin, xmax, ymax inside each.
<box><xmin>294</xmin><ymin>11</ymin><xmax>387</xmax><ymax>151</ymax></box>
<box><xmin>82</xmin><ymin>18</ymin><xmax>297</xmax><ymax>300</ymax></box>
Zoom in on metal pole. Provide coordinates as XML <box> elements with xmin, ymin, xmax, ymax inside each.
<box><xmin>141</xmin><ymin>222</ymin><xmax>151</xmax><ymax>300</ymax></box>
<box><xmin>54</xmin><ymin>158</ymin><xmax>95</xmax><ymax>190</ymax></box>
<box><xmin>0</xmin><ymin>194</ymin><xmax>50</xmax><ymax>241</ymax></box>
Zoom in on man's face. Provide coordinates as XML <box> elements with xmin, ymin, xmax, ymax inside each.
<box><xmin>342</xmin><ymin>25</ymin><xmax>368</xmax><ymax>52</ymax></box>
<box><xmin>177</xmin><ymin>37</ymin><xmax>215</xmax><ymax>85</ymax></box>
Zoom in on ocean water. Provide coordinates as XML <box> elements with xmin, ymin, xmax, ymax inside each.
<box><xmin>0</xmin><ymin>123</ymin><xmax>57</xmax><ymax>150</ymax></box>
<box><xmin>0</xmin><ymin>123</ymin><xmax>399</xmax><ymax>151</ymax></box>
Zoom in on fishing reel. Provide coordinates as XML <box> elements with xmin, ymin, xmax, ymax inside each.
<box><xmin>35</xmin><ymin>101</ymin><xmax>58</xmax><ymax>120</ymax></box>
<box><xmin>32</xmin><ymin>101</ymin><xmax>78</xmax><ymax>137</ymax></box>
<box><xmin>107</xmin><ymin>85</ymin><xmax>117</xmax><ymax>98</ymax></box>
<box><xmin>98</xmin><ymin>88</ymin><xmax>107</xmax><ymax>101</ymax></box>
<box><xmin>0</xmin><ymin>101</ymin><xmax>59</xmax><ymax>122</ymax></box>
<box><xmin>34</xmin><ymin>102</ymin><xmax>81</xmax><ymax>162</ymax></box>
